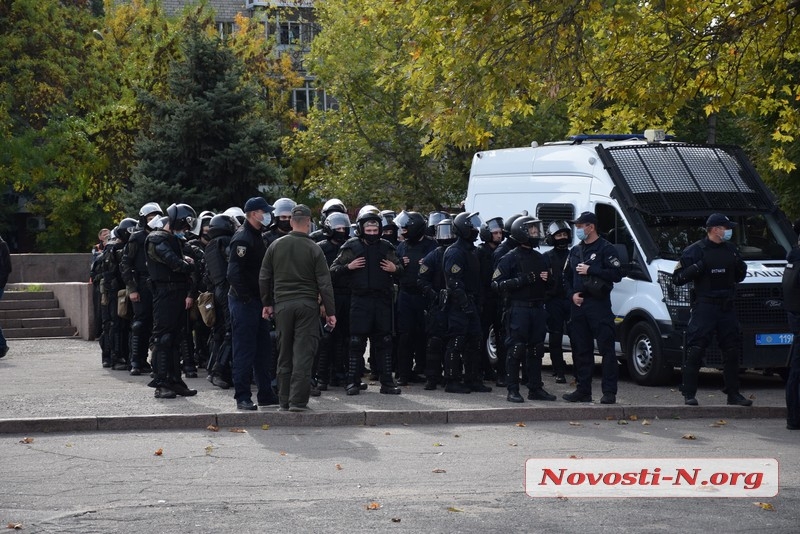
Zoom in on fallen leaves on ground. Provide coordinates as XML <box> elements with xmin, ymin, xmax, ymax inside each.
<box><xmin>391</xmin><ymin>518</ymin><xmax>401</xmax><ymax>522</ymax></box>
<box><xmin>754</xmin><ymin>502</ymin><xmax>774</xmax><ymax>511</ymax></box>
<box><xmin>447</xmin><ymin>507</ymin><xmax>463</xmax><ymax>513</ymax></box>
<box><xmin>569</xmin><ymin>454</ymin><xmax>583</xmax><ymax>459</ymax></box>
<box><xmin>432</xmin><ymin>468</ymin><xmax>446</xmax><ymax>473</ymax></box>
<box><xmin>366</xmin><ymin>502</ymin><xmax>380</xmax><ymax>510</ymax></box>
<box><xmin>279</xmin><ymin>451</ymin><xmax>287</xmax><ymax>456</ymax></box>
<box><xmin>605</xmin><ymin>416</ymin><xmax>615</xmax><ymax>421</ymax></box>
<box><xmin>453</xmin><ymin>434</ymin><xmax>460</xmax><ymax>438</ymax></box>
<box><xmin>7</xmin><ymin>523</ymin><xmax>23</xmax><ymax>530</ymax></box>
<box><xmin>204</xmin><ymin>445</ymin><xmax>214</xmax><ymax>455</ymax></box>
<box><xmin>557</xmin><ymin>495</ymin><xmax>569</xmax><ymax>501</ymax></box>
<box><xmin>569</xmin><ymin>421</ymin><xmax>582</xmax><ymax>427</ymax></box>
<box><xmin>642</xmin><ymin>420</ymin><xmax>651</xmax><ymax>426</ymax></box>
<box><xmin>628</xmin><ymin>415</ymin><xmax>638</xmax><ymax>421</ymax></box>
<box><xmin>509</xmin><ymin>442</ymin><xmax>518</xmax><ymax>447</ymax></box>
<box><xmin>681</xmin><ymin>434</ymin><xmax>697</xmax><ymax>440</ymax></box>
<box><xmin>617</xmin><ymin>420</ymin><xmax>628</xmax><ymax>425</ymax></box>
<box><xmin>710</xmin><ymin>420</ymin><xmax>728</xmax><ymax>428</ymax></box>
<box><xmin>335</xmin><ymin>464</ymin><xmax>343</xmax><ymax>470</ymax></box>
<box><xmin>154</xmin><ymin>448</ymin><xmax>163</xmax><ymax>456</ymax></box>
<box><xmin>229</xmin><ymin>428</ymin><xmax>247</xmax><ymax>434</ymax></box>
<box><xmin>384</xmin><ymin>432</ymin><xmax>391</xmax><ymax>435</ymax></box>
<box><xmin>433</xmin><ymin>442</ymin><xmax>443</xmax><ymax>447</ymax></box>
<box><xmin>515</xmin><ymin>422</ymin><xmax>526</xmax><ymax>427</ymax></box>
<box><xmin>18</xmin><ymin>437</ymin><xmax>33</xmax><ymax>444</ymax></box>
<box><xmin>262</xmin><ymin>424</ymin><xmax>270</xmax><ymax>430</ymax></box>
<box><xmin>206</xmin><ymin>425</ymin><xmax>219</xmax><ymax>432</ymax></box>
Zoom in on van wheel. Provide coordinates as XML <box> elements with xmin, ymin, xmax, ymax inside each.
<box><xmin>626</xmin><ymin>322</ymin><xmax>672</xmax><ymax>386</ymax></box>
<box><xmin>486</xmin><ymin>326</ymin><xmax>498</xmax><ymax>367</ymax></box>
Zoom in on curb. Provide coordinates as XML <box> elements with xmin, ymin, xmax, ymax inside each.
<box><xmin>0</xmin><ymin>405</ymin><xmax>786</xmax><ymax>434</ymax></box>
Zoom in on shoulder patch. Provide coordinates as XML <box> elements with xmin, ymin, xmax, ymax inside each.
<box><xmin>610</xmin><ymin>256</ymin><xmax>621</xmax><ymax>268</ymax></box>
<box><xmin>419</xmin><ymin>264</ymin><xmax>428</xmax><ymax>274</ymax></box>
<box><xmin>236</xmin><ymin>245</ymin><xmax>247</xmax><ymax>258</ymax></box>
<box><xmin>450</xmin><ymin>264</ymin><xmax>462</xmax><ymax>274</ymax></box>
<box><xmin>492</xmin><ymin>268</ymin><xmax>502</xmax><ymax>280</ymax></box>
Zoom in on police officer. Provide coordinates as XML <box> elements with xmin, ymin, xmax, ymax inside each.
<box><xmin>492</xmin><ymin>216</ymin><xmax>556</xmax><ymax>403</ymax></box>
<box><xmin>263</xmin><ymin>197</ymin><xmax>296</xmax><ymax>248</ymax></box>
<box><xmin>562</xmin><ymin>211</ymin><xmax>622</xmax><ymax>404</ymax></box>
<box><xmin>418</xmin><ymin>219</ymin><xmax>456</xmax><ymax>390</ymax></box>
<box><xmin>330</xmin><ymin>209</ymin><xmax>403</xmax><ymax>395</ymax></box>
<box><xmin>544</xmin><ymin>220</ymin><xmax>573</xmax><ymax>384</ymax></box>
<box><xmin>145</xmin><ymin>203</ymin><xmax>198</xmax><ymax>399</ymax></box>
<box><xmin>672</xmin><ymin>213</ymin><xmax>751</xmax><ymax>407</ymax></box>
<box><xmin>227</xmin><ymin>197</ymin><xmax>279</xmax><ymax>410</ymax></box>
<box><xmin>99</xmin><ymin>224</ymin><xmax>127</xmax><ymax>370</ymax></box>
<box><xmin>203</xmin><ymin>214</ymin><xmax>238</xmax><ymax>389</ymax></box>
<box><xmin>121</xmin><ymin>202</ymin><xmax>163</xmax><ymax>375</ymax></box>
<box><xmin>783</xmin><ymin>233</ymin><xmax>800</xmax><ymax>430</ymax></box>
<box><xmin>315</xmin><ymin>211</ymin><xmax>352</xmax><ymax>389</ymax></box>
<box><xmin>395</xmin><ymin>211</ymin><xmax>437</xmax><ymax>385</ymax></box>
<box><xmin>477</xmin><ymin>216</ymin><xmax>504</xmax><ymax>385</ymax></box>
<box><xmin>442</xmin><ymin>212</ymin><xmax>492</xmax><ymax>394</ymax></box>
<box><xmin>493</xmin><ymin>211</ymin><xmax>528</xmax><ymax>267</ymax></box>
<box><xmin>310</xmin><ymin>198</ymin><xmax>347</xmax><ymax>242</ymax></box>
<box><xmin>380</xmin><ymin>210</ymin><xmax>399</xmax><ymax>246</ymax></box>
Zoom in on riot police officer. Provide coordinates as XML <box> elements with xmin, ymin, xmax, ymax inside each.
<box><xmin>418</xmin><ymin>219</ymin><xmax>456</xmax><ymax>390</ymax></box>
<box><xmin>544</xmin><ymin>220</ymin><xmax>573</xmax><ymax>384</ymax></box>
<box><xmin>263</xmin><ymin>198</ymin><xmax>296</xmax><ymax>248</ymax></box>
<box><xmin>477</xmin><ymin>216</ymin><xmax>504</xmax><ymax>385</ymax></box>
<box><xmin>673</xmin><ymin>213</ymin><xmax>751</xmax><ymax>407</ymax></box>
<box><xmin>121</xmin><ymin>202</ymin><xmax>162</xmax><ymax>375</ymax></box>
<box><xmin>203</xmin><ymin>214</ymin><xmax>238</xmax><ymax>389</ymax></box>
<box><xmin>562</xmin><ymin>211</ymin><xmax>622</xmax><ymax>404</ymax></box>
<box><xmin>330</xmin><ymin>209</ymin><xmax>403</xmax><ymax>395</ymax></box>
<box><xmin>492</xmin><ymin>216</ymin><xmax>556</xmax><ymax>403</ymax></box>
<box><xmin>442</xmin><ymin>212</ymin><xmax>492</xmax><ymax>394</ymax></box>
<box><xmin>310</xmin><ymin>198</ymin><xmax>347</xmax><ymax>242</ymax></box>
<box><xmin>145</xmin><ymin>203</ymin><xmax>198</xmax><ymax>399</ymax></box>
<box><xmin>395</xmin><ymin>211</ymin><xmax>437</xmax><ymax>385</ymax></box>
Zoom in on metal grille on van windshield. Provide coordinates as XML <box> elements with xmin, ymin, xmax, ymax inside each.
<box><xmin>595</xmin><ymin>144</ymin><xmax>776</xmax><ymax>216</ymax></box>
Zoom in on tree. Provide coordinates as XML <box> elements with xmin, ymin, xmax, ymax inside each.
<box><xmin>125</xmin><ymin>8</ymin><xmax>283</xmax><ymax>213</ymax></box>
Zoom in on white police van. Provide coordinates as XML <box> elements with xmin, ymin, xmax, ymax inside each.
<box><xmin>465</xmin><ymin>131</ymin><xmax>795</xmax><ymax>385</ymax></box>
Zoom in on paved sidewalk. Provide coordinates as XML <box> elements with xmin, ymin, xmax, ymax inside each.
<box><xmin>0</xmin><ymin>338</ymin><xmax>788</xmax><ymax>434</ymax></box>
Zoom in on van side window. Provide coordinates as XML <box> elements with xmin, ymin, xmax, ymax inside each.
<box><xmin>536</xmin><ymin>203</ymin><xmax>575</xmax><ymax>232</ymax></box>
<box><xmin>596</xmin><ymin>204</ymin><xmax>634</xmax><ymax>263</ymax></box>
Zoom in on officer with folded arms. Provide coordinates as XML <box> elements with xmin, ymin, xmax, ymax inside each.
<box><xmin>673</xmin><ymin>213</ymin><xmax>751</xmax><ymax>407</ymax></box>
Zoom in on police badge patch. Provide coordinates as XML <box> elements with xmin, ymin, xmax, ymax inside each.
<box><xmin>451</xmin><ymin>264</ymin><xmax>461</xmax><ymax>274</ymax></box>
<box><xmin>610</xmin><ymin>256</ymin><xmax>621</xmax><ymax>267</ymax></box>
<box><xmin>236</xmin><ymin>246</ymin><xmax>247</xmax><ymax>258</ymax></box>
<box><xmin>492</xmin><ymin>268</ymin><xmax>502</xmax><ymax>280</ymax></box>
<box><xmin>419</xmin><ymin>264</ymin><xmax>428</xmax><ymax>274</ymax></box>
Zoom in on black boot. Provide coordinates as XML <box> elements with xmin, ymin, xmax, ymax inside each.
<box><xmin>507</xmin><ymin>387</ymin><xmax>524</xmax><ymax>403</ymax></box>
<box><xmin>180</xmin><ymin>331</ymin><xmax>197</xmax><ymax>378</ymax></box>
<box><xmin>682</xmin><ymin>346</ymin><xmax>703</xmax><ymax>404</ymax></box>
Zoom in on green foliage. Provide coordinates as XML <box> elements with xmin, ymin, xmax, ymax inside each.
<box><xmin>126</xmin><ymin>10</ymin><xmax>283</xmax><ymax>214</ymax></box>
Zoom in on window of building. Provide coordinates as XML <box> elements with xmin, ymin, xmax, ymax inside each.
<box><xmin>291</xmin><ymin>81</ymin><xmax>338</xmax><ymax>112</ymax></box>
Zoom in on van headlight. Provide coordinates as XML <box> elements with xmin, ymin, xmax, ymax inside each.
<box><xmin>657</xmin><ymin>271</ymin><xmax>691</xmax><ymax>307</ymax></box>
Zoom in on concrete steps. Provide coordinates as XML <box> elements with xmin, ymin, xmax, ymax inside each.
<box><xmin>0</xmin><ymin>291</ymin><xmax>77</xmax><ymax>338</ymax></box>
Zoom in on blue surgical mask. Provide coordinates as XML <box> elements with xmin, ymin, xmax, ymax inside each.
<box><xmin>722</xmin><ymin>228</ymin><xmax>732</xmax><ymax>241</ymax></box>
<box><xmin>575</xmin><ymin>227</ymin><xmax>587</xmax><ymax>241</ymax></box>
<box><xmin>174</xmin><ymin>232</ymin><xmax>186</xmax><ymax>239</ymax></box>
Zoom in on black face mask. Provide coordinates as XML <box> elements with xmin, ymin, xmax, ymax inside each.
<box><xmin>469</xmin><ymin>228</ymin><xmax>479</xmax><ymax>241</ymax></box>
<box><xmin>363</xmin><ymin>233</ymin><xmax>380</xmax><ymax>245</ymax></box>
<box><xmin>554</xmin><ymin>237</ymin><xmax>570</xmax><ymax>250</ymax></box>
<box><xmin>276</xmin><ymin>219</ymin><xmax>291</xmax><ymax>232</ymax></box>
<box><xmin>332</xmin><ymin>230</ymin><xmax>349</xmax><ymax>242</ymax></box>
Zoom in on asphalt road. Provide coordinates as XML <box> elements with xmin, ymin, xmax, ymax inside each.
<box><xmin>2</xmin><ymin>419</ymin><xmax>797</xmax><ymax>533</ymax></box>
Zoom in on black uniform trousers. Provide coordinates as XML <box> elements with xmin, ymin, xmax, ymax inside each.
<box><xmin>569</xmin><ymin>296</ymin><xmax>617</xmax><ymax>396</ymax></box>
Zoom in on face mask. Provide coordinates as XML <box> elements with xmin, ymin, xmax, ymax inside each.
<box><xmin>261</xmin><ymin>214</ymin><xmax>271</xmax><ymax>228</ymax></box>
<box><xmin>469</xmin><ymin>228</ymin><xmax>479</xmax><ymax>241</ymax></box>
<box><xmin>554</xmin><ymin>237</ymin><xmax>570</xmax><ymax>250</ymax></box>
<box><xmin>276</xmin><ymin>219</ymin><xmax>292</xmax><ymax>232</ymax></box>
<box><xmin>332</xmin><ymin>229</ymin><xmax>349</xmax><ymax>242</ymax></box>
<box><xmin>174</xmin><ymin>232</ymin><xmax>186</xmax><ymax>240</ymax></box>
<box><xmin>575</xmin><ymin>228</ymin><xmax>587</xmax><ymax>241</ymax></box>
<box><xmin>722</xmin><ymin>228</ymin><xmax>732</xmax><ymax>241</ymax></box>
<box><xmin>364</xmin><ymin>233</ymin><xmax>380</xmax><ymax>244</ymax></box>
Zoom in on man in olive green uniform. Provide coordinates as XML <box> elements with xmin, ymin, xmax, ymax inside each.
<box><xmin>259</xmin><ymin>205</ymin><xmax>336</xmax><ymax>411</ymax></box>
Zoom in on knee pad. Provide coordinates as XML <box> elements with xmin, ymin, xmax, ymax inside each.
<box><xmin>350</xmin><ymin>335</ymin><xmax>368</xmax><ymax>354</ymax></box>
<box><xmin>131</xmin><ymin>320</ymin><xmax>144</xmax><ymax>335</ymax></box>
<box><xmin>154</xmin><ymin>333</ymin><xmax>173</xmax><ymax>348</ymax></box>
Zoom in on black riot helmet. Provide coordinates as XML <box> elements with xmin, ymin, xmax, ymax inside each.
<box><xmin>401</xmin><ymin>211</ymin><xmax>427</xmax><ymax>243</ymax></box>
<box><xmin>166</xmin><ymin>203</ymin><xmax>196</xmax><ymax>232</ymax></box>
<box><xmin>272</xmin><ymin>197</ymin><xmax>297</xmax><ymax>232</ymax></box>
<box><xmin>356</xmin><ymin>210</ymin><xmax>383</xmax><ymax>237</ymax></box>
<box><xmin>546</xmin><ymin>220</ymin><xmax>573</xmax><ymax>247</ymax></box>
<box><xmin>434</xmin><ymin>219</ymin><xmax>456</xmax><ymax>247</ymax></box>
<box><xmin>479</xmin><ymin>216</ymin><xmax>504</xmax><ymax>243</ymax></box>
<box><xmin>452</xmin><ymin>212</ymin><xmax>482</xmax><ymax>241</ymax></box>
<box><xmin>427</xmin><ymin>211</ymin><xmax>449</xmax><ymax>237</ymax></box>
<box><xmin>503</xmin><ymin>210</ymin><xmax>529</xmax><ymax>238</ymax></box>
<box><xmin>207</xmin><ymin>214</ymin><xmax>238</xmax><ymax>239</ymax></box>
<box><xmin>511</xmin><ymin>216</ymin><xmax>544</xmax><ymax>247</ymax></box>
<box><xmin>323</xmin><ymin>212</ymin><xmax>351</xmax><ymax>241</ymax></box>
<box><xmin>138</xmin><ymin>202</ymin><xmax>163</xmax><ymax>229</ymax></box>
<box><xmin>114</xmin><ymin>218</ymin><xmax>138</xmax><ymax>243</ymax></box>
